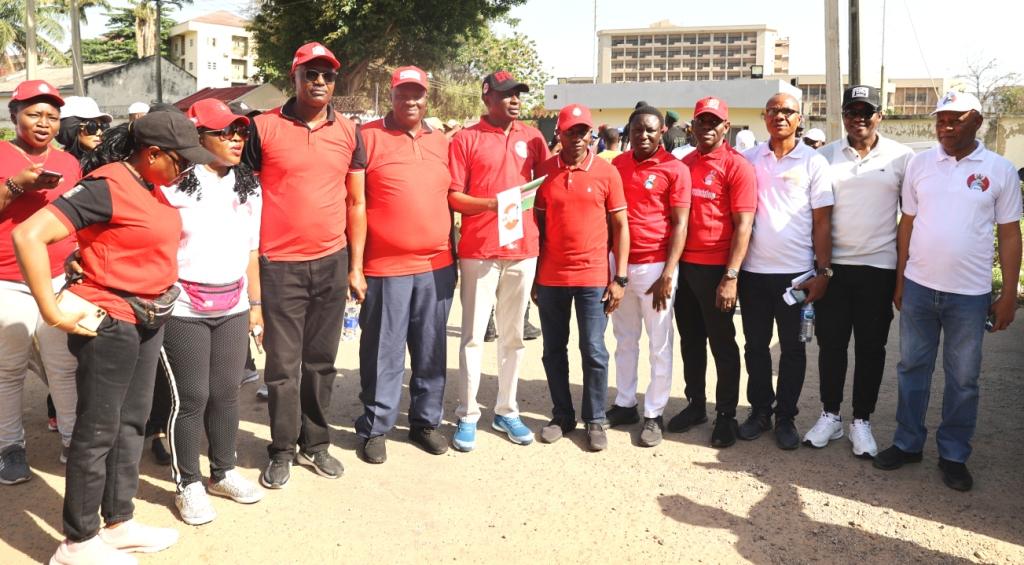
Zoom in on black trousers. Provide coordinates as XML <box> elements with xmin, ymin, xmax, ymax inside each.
<box><xmin>64</xmin><ymin>317</ymin><xmax>163</xmax><ymax>542</ymax></box>
<box><xmin>163</xmin><ymin>312</ymin><xmax>248</xmax><ymax>489</ymax></box>
<box><xmin>260</xmin><ymin>248</ymin><xmax>348</xmax><ymax>460</ymax></box>
<box><xmin>815</xmin><ymin>264</ymin><xmax>896</xmax><ymax>420</ymax></box>
<box><xmin>738</xmin><ymin>270</ymin><xmax>806</xmax><ymax>421</ymax></box>
<box><xmin>675</xmin><ymin>263</ymin><xmax>742</xmax><ymax>417</ymax></box>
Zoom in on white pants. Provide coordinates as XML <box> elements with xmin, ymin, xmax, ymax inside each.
<box><xmin>610</xmin><ymin>262</ymin><xmax>676</xmax><ymax>417</ymax></box>
<box><xmin>0</xmin><ymin>279</ymin><xmax>78</xmax><ymax>449</ymax></box>
<box><xmin>456</xmin><ymin>257</ymin><xmax>537</xmax><ymax>423</ymax></box>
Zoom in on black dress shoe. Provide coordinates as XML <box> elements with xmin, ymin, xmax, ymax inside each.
<box><xmin>605</xmin><ymin>404</ymin><xmax>640</xmax><ymax>428</ymax></box>
<box><xmin>362</xmin><ymin>435</ymin><xmax>387</xmax><ymax>464</ymax></box>
<box><xmin>710</xmin><ymin>416</ymin><xmax>738</xmax><ymax>448</ymax></box>
<box><xmin>484</xmin><ymin>312</ymin><xmax>497</xmax><ymax>342</ymax></box>
<box><xmin>409</xmin><ymin>426</ymin><xmax>449</xmax><ymax>455</ymax></box>
<box><xmin>774</xmin><ymin>418</ymin><xmax>800</xmax><ymax>450</ymax></box>
<box><xmin>737</xmin><ymin>409</ymin><xmax>773</xmax><ymax>440</ymax></box>
<box><xmin>873</xmin><ymin>445</ymin><xmax>923</xmax><ymax>470</ymax></box>
<box><xmin>666</xmin><ymin>400</ymin><xmax>708</xmax><ymax>433</ymax></box>
<box><xmin>938</xmin><ymin>458</ymin><xmax>973</xmax><ymax>491</ymax></box>
<box><xmin>151</xmin><ymin>436</ymin><xmax>171</xmax><ymax>466</ymax></box>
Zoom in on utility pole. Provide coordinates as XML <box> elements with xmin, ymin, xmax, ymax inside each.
<box><xmin>849</xmin><ymin>0</ymin><xmax>860</xmax><ymax>85</ymax></box>
<box><xmin>26</xmin><ymin>0</ymin><xmax>37</xmax><ymax>79</ymax></box>
<box><xmin>155</xmin><ymin>0</ymin><xmax>163</xmax><ymax>103</ymax></box>
<box><xmin>71</xmin><ymin>0</ymin><xmax>85</xmax><ymax>95</ymax></box>
<box><xmin>824</xmin><ymin>0</ymin><xmax>842</xmax><ymax>141</ymax></box>
<box><xmin>592</xmin><ymin>0</ymin><xmax>598</xmax><ymax>84</ymax></box>
<box><xmin>879</xmin><ymin>0</ymin><xmax>888</xmax><ymax>113</ymax></box>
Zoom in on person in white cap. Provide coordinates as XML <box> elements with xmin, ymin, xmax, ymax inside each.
<box><xmin>56</xmin><ymin>96</ymin><xmax>112</xmax><ymax>162</ymax></box>
<box><xmin>127</xmin><ymin>102</ymin><xmax>149</xmax><ymax>122</ymax></box>
<box><xmin>873</xmin><ymin>90</ymin><xmax>1022</xmax><ymax>492</ymax></box>
<box><xmin>735</xmin><ymin>129</ymin><xmax>757</xmax><ymax>152</ymax></box>
<box><xmin>803</xmin><ymin>127</ymin><xmax>826</xmax><ymax>149</ymax></box>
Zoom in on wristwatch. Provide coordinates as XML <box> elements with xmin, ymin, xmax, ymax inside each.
<box><xmin>612</xmin><ymin>275</ymin><xmax>629</xmax><ymax>287</ymax></box>
<box><xmin>724</xmin><ymin>268</ymin><xmax>739</xmax><ymax>280</ymax></box>
<box><xmin>817</xmin><ymin>266</ymin><xmax>834</xmax><ymax>278</ymax></box>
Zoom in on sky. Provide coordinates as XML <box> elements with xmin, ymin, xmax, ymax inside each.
<box><xmin>77</xmin><ymin>0</ymin><xmax>1022</xmax><ymax>84</ymax></box>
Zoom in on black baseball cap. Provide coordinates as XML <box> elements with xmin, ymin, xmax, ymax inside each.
<box><xmin>842</xmin><ymin>85</ymin><xmax>881</xmax><ymax>111</ymax></box>
<box><xmin>229</xmin><ymin>101</ymin><xmax>261</xmax><ymax>118</ymax></box>
<box><xmin>133</xmin><ymin>111</ymin><xmax>217</xmax><ymax>165</ymax></box>
<box><xmin>482</xmin><ymin>70</ymin><xmax>529</xmax><ymax>95</ymax></box>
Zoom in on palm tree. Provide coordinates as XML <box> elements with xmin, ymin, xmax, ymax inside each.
<box><xmin>0</xmin><ymin>0</ymin><xmax>69</xmax><ymax>71</ymax></box>
<box><xmin>50</xmin><ymin>0</ymin><xmax>112</xmax><ymax>24</ymax></box>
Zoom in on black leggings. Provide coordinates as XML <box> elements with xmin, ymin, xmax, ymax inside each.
<box><xmin>162</xmin><ymin>313</ymin><xmax>248</xmax><ymax>490</ymax></box>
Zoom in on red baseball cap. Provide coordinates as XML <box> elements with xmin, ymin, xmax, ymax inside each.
<box><xmin>391</xmin><ymin>66</ymin><xmax>429</xmax><ymax>90</ymax></box>
<box><xmin>11</xmin><ymin>79</ymin><xmax>64</xmax><ymax>107</ymax></box>
<box><xmin>557</xmin><ymin>104</ymin><xmax>593</xmax><ymax>132</ymax></box>
<box><xmin>291</xmin><ymin>42</ymin><xmax>340</xmax><ymax>74</ymax></box>
<box><xmin>693</xmin><ymin>96</ymin><xmax>729</xmax><ymax>121</ymax></box>
<box><xmin>187</xmin><ymin>99</ymin><xmax>249</xmax><ymax>130</ymax></box>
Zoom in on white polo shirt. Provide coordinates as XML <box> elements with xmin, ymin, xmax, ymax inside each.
<box><xmin>742</xmin><ymin>141</ymin><xmax>834</xmax><ymax>274</ymax></box>
<box><xmin>903</xmin><ymin>141</ymin><xmax>1022</xmax><ymax>295</ymax></box>
<box><xmin>819</xmin><ymin>134</ymin><xmax>914</xmax><ymax>269</ymax></box>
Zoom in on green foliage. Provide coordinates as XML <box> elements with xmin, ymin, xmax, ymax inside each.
<box><xmin>79</xmin><ymin>4</ymin><xmax>178</xmax><ymax>63</ymax></box>
<box><xmin>251</xmin><ymin>0</ymin><xmax>526</xmax><ymax>96</ymax></box>
<box><xmin>997</xmin><ymin>86</ymin><xmax>1024</xmax><ymax>114</ymax></box>
<box><xmin>0</xmin><ymin>128</ymin><xmax>14</xmax><ymax>142</ymax></box>
<box><xmin>0</xmin><ymin>0</ymin><xmax>69</xmax><ymax>66</ymax></box>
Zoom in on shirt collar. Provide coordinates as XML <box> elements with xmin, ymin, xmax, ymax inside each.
<box><xmin>631</xmin><ymin>145</ymin><xmax>668</xmax><ymax>165</ymax></box>
<box><xmin>382</xmin><ymin>112</ymin><xmax>434</xmax><ymax>136</ymax></box>
<box><xmin>839</xmin><ymin>133</ymin><xmax>883</xmax><ymax>156</ymax></box>
<box><xmin>936</xmin><ymin>140</ymin><xmax>985</xmax><ymax>162</ymax></box>
<box><xmin>697</xmin><ymin>141</ymin><xmax>732</xmax><ymax>160</ymax></box>
<box><xmin>476</xmin><ymin>116</ymin><xmax>521</xmax><ymax>134</ymax></box>
<box><xmin>557</xmin><ymin>150</ymin><xmax>595</xmax><ymax>172</ymax></box>
<box><xmin>280</xmin><ymin>97</ymin><xmax>336</xmax><ymax>126</ymax></box>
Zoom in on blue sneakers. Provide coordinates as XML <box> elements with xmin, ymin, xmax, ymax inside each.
<box><xmin>492</xmin><ymin>414</ymin><xmax>534</xmax><ymax>445</ymax></box>
<box><xmin>452</xmin><ymin>420</ymin><xmax>477</xmax><ymax>452</ymax></box>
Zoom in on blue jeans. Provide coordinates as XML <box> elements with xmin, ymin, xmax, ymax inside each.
<box><xmin>893</xmin><ymin>278</ymin><xmax>989</xmax><ymax>462</ymax></box>
<box><xmin>536</xmin><ymin>285</ymin><xmax>609</xmax><ymax>424</ymax></box>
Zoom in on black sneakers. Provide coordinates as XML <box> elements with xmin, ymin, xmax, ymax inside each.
<box><xmin>362</xmin><ymin>435</ymin><xmax>387</xmax><ymax>464</ymax></box>
<box><xmin>773</xmin><ymin>418</ymin><xmax>800</xmax><ymax>450</ymax></box>
<box><xmin>409</xmin><ymin>426</ymin><xmax>449</xmax><ymax>455</ymax></box>
<box><xmin>296</xmin><ymin>449</ymin><xmax>343</xmax><ymax>479</ymax></box>
<box><xmin>150</xmin><ymin>435</ymin><xmax>171</xmax><ymax>466</ymax></box>
<box><xmin>710</xmin><ymin>416</ymin><xmax>738</xmax><ymax>448</ymax></box>
<box><xmin>737</xmin><ymin>409</ymin><xmax>773</xmax><ymax>440</ymax></box>
<box><xmin>606</xmin><ymin>404</ymin><xmax>640</xmax><ymax>428</ymax></box>
<box><xmin>938</xmin><ymin>458</ymin><xmax>973</xmax><ymax>492</ymax></box>
<box><xmin>666</xmin><ymin>401</ymin><xmax>708</xmax><ymax>433</ymax></box>
<box><xmin>873</xmin><ymin>445</ymin><xmax>923</xmax><ymax>470</ymax></box>
<box><xmin>259</xmin><ymin>459</ymin><xmax>291</xmax><ymax>489</ymax></box>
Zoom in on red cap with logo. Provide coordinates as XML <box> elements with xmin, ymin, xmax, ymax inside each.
<box><xmin>693</xmin><ymin>96</ymin><xmax>729</xmax><ymax>121</ymax></box>
<box><xmin>11</xmin><ymin>79</ymin><xmax>64</xmax><ymax>107</ymax></box>
<box><xmin>187</xmin><ymin>98</ymin><xmax>250</xmax><ymax>130</ymax></box>
<box><xmin>291</xmin><ymin>42</ymin><xmax>340</xmax><ymax>74</ymax></box>
<box><xmin>557</xmin><ymin>104</ymin><xmax>593</xmax><ymax>132</ymax></box>
<box><xmin>391</xmin><ymin>66</ymin><xmax>429</xmax><ymax>90</ymax></box>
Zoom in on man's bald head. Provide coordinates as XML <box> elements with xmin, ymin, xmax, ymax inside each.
<box><xmin>763</xmin><ymin>92</ymin><xmax>802</xmax><ymax>143</ymax></box>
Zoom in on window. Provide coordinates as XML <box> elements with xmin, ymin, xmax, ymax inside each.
<box><xmin>189</xmin><ymin>38</ymin><xmax>193</xmax><ymax>47</ymax></box>
<box><xmin>188</xmin><ymin>62</ymin><xmax>193</xmax><ymax>71</ymax></box>
<box><xmin>208</xmin><ymin>37</ymin><xmax>217</xmax><ymax>47</ymax></box>
<box><xmin>231</xmin><ymin>59</ymin><xmax>248</xmax><ymax>81</ymax></box>
<box><xmin>207</xmin><ymin>61</ymin><xmax>217</xmax><ymax>70</ymax></box>
<box><xmin>232</xmin><ymin>35</ymin><xmax>248</xmax><ymax>57</ymax></box>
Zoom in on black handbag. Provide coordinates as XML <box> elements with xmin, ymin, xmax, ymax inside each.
<box><xmin>114</xmin><ymin>286</ymin><xmax>181</xmax><ymax>330</ymax></box>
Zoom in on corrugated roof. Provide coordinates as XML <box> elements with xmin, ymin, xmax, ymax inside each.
<box><xmin>173</xmin><ymin>85</ymin><xmax>259</xmax><ymax>110</ymax></box>
<box><xmin>189</xmin><ymin>10</ymin><xmax>249</xmax><ymax>28</ymax></box>
<box><xmin>0</xmin><ymin>62</ymin><xmax>125</xmax><ymax>93</ymax></box>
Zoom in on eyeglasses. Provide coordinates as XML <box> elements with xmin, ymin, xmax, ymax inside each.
<box><xmin>201</xmin><ymin>123</ymin><xmax>250</xmax><ymax>141</ymax></box>
<box><xmin>303</xmin><ymin>69</ymin><xmax>338</xmax><ymax>83</ymax></box>
<box><xmin>163</xmin><ymin>150</ymin><xmax>194</xmax><ymax>186</ymax></box>
<box><xmin>79</xmin><ymin>120</ymin><xmax>109</xmax><ymax>135</ymax></box>
<box><xmin>765</xmin><ymin>107</ymin><xmax>799</xmax><ymax>119</ymax></box>
<box><xmin>842</xmin><ymin>108</ymin><xmax>877</xmax><ymax>120</ymax></box>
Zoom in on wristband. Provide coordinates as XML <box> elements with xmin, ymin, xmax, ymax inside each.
<box><xmin>249</xmin><ymin>300</ymin><xmax>262</xmax><ymax>307</ymax></box>
<box><xmin>6</xmin><ymin>178</ymin><xmax>24</xmax><ymax>197</ymax></box>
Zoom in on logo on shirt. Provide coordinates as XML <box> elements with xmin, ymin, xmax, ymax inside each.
<box><xmin>693</xmin><ymin>188</ymin><xmax>717</xmax><ymax>200</ymax></box>
<box><xmin>967</xmin><ymin>173</ymin><xmax>990</xmax><ymax>192</ymax></box>
<box><xmin>703</xmin><ymin>170</ymin><xmax>717</xmax><ymax>186</ymax></box>
<box><xmin>514</xmin><ymin>140</ymin><xmax>528</xmax><ymax>159</ymax></box>
<box><xmin>644</xmin><ymin>174</ymin><xmax>656</xmax><ymax>189</ymax></box>
<box><xmin>61</xmin><ymin>184</ymin><xmax>86</xmax><ymax>200</ymax></box>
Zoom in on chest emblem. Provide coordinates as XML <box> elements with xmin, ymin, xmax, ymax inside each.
<box><xmin>704</xmin><ymin>170</ymin><xmax>717</xmax><ymax>186</ymax></box>
<box><xmin>514</xmin><ymin>140</ymin><xmax>528</xmax><ymax>159</ymax></box>
<box><xmin>966</xmin><ymin>173</ymin><xmax>990</xmax><ymax>192</ymax></box>
<box><xmin>643</xmin><ymin>174</ymin><xmax>657</xmax><ymax>189</ymax></box>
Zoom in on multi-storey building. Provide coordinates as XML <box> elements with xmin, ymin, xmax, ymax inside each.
<box><xmin>597</xmin><ymin>21</ymin><xmax>789</xmax><ymax>84</ymax></box>
<box><xmin>168</xmin><ymin>11</ymin><xmax>257</xmax><ymax>90</ymax></box>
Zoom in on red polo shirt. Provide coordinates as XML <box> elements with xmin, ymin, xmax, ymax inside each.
<box><xmin>534</xmin><ymin>151</ymin><xmax>626</xmax><ymax>287</ymax></box>
<box><xmin>681</xmin><ymin>142</ymin><xmax>757</xmax><ymax>265</ymax></box>
<box><xmin>361</xmin><ymin>115</ymin><xmax>453</xmax><ymax>277</ymax></box>
<box><xmin>244</xmin><ymin>99</ymin><xmax>367</xmax><ymax>261</ymax></box>
<box><xmin>612</xmin><ymin>147</ymin><xmax>691</xmax><ymax>264</ymax></box>
<box><xmin>448</xmin><ymin>117</ymin><xmax>548</xmax><ymax>260</ymax></box>
<box><xmin>0</xmin><ymin>142</ymin><xmax>81</xmax><ymax>280</ymax></box>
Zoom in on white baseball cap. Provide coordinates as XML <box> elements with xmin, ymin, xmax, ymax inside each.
<box><xmin>931</xmin><ymin>91</ymin><xmax>981</xmax><ymax>115</ymax></box>
<box><xmin>62</xmin><ymin>96</ymin><xmax>112</xmax><ymax>122</ymax></box>
<box><xmin>128</xmin><ymin>101</ymin><xmax>150</xmax><ymax>115</ymax></box>
<box><xmin>805</xmin><ymin>128</ymin><xmax>826</xmax><ymax>143</ymax></box>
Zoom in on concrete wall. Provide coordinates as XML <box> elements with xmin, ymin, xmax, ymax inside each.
<box><xmin>84</xmin><ymin>57</ymin><xmax>196</xmax><ymax>118</ymax></box>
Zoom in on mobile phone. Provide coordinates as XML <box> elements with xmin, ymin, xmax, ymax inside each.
<box><xmin>37</xmin><ymin>170</ymin><xmax>63</xmax><ymax>184</ymax></box>
<box><xmin>55</xmin><ymin>289</ymin><xmax>107</xmax><ymax>332</ymax></box>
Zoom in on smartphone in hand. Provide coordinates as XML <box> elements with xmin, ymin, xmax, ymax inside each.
<box><xmin>37</xmin><ymin>170</ymin><xmax>63</xmax><ymax>185</ymax></box>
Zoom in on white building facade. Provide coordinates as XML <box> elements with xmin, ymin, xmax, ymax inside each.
<box><xmin>169</xmin><ymin>10</ymin><xmax>257</xmax><ymax>90</ymax></box>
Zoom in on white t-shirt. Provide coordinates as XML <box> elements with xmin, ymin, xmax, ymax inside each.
<box><xmin>161</xmin><ymin>165</ymin><xmax>262</xmax><ymax>317</ymax></box>
<box><xmin>819</xmin><ymin>135</ymin><xmax>914</xmax><ymax>269</ymax></box>
<box><xmin>742</xmin><ymin>141</ymin><xmax>835</xmax><ymax>274</ymax></box>
<box><xmin>902</xmin><ymin>142</ymin><xmax>1022</xmax><ymax>295</ymax></box>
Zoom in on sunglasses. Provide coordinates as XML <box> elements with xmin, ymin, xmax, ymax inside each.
<box><xmin>303</xmin><ymin>69</ymin><xmax>338</xmax><ymax>83</ymax></box>
<box><xmin>163</xmin><ymin>150</ymin><xmax>194</xmax><ymax>185</ymax></box>
<box><xmin>79</xmin><ymin>120</ymin><xmax>110</xmax><ymax>135</ymax></box>
<box><xmin>842</xmin><ymin>108</ymin><xmax>878</xmax><ymax>120</ymax></box>
<box><xmin>201</xmin><ymin>123</ymin><xmax>250</xmax><ymax>141</ymax></box>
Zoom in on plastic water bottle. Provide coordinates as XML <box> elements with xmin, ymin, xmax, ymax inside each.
<box><xmin>342</xmin><ymin>300</ymin><xmax>359</xmax><ymax>341</ymax></box>
<box><xmin>798</xmin><ymin>303</ymin><xmax>815</xmax><ymax>343</ymax></box>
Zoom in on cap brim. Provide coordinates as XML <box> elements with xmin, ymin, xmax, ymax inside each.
<box><xmin>203</xmin><ymin>114</ymin><xmax>250</xmax><ymax>130</ymax></box>
<box><xmin>177</xmin><ymin>144</ymin><xmax>218</xmax><ymax>165</ymax></box>
<box><xmin>295</xmin><ymin>55</ymin><xmax>341</xmax><ymax>71</ymax></box>
<box><xmin>843</xmin><ymin>98</ymin><xmax>880</xmax><ymax>111</ymax></box>
<box><xmin>558</xmin><ymin>119</ymin><xmax>592</xmax><ymax>132</ymax></box>
<box><xmin>494</xmin><ymin>81</ymin><xmax>530</xmax><ymax>93</ymax></box>
<box><xmin>694</xmin><ymin>108</ymin><xmax>728</xmax><ymax>121</ymax></box>
<box><xmin>392</xmin><ymin>79</ymin><xmax>428</xmax><ymax>91</ymax></box>
<box><xmin>76</xmin><ymin>111</ymin><xmax>113</xmax><ymax>122</ymax></box>
<box><xmin>18</xmin><ymin>93</ymin><xmax>64</xmax><ymax>108</ymax></box>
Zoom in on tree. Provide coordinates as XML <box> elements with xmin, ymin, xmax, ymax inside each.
<box><xmin>51</xmin><ymin>0</ymin><xmax>112</xmax><ymax>25</ymax></box>
<box><xmin>79</xmin><ymin>3</ymin><xmax>178</xmax><ymax>64</ymax></box>
<box><xmin>0</xmin><ymin>0</ymin><xmax>68</xmax><ymax>70</ymax></box>
<box><xmin>250</xmin><ymin>0</ymin><xmax>526</xmax><ymax>96</ymax></box>
<box><xmin>957</xmin><ymin>56</ymin><xmax>1020</xmax><ymax>112</ymax></box>
<box><xmin>995</xmin><ymin>85</ymin><xmax>1024</xmax><ymax>115</ymax></box>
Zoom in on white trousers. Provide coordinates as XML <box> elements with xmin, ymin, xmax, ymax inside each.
<box><xmin>610</xmin><ymin>262</ymin><xmax>676</xmax><ymax>417</ymax></box>
<box><xmin>456</xmin><ymin>257</ymin><xmax>537</xmax><ymax>423</ymax></box>
<box><xmin>0</xmin><ymin>279</ymin><xmax>78</xmax><ymax>449</ymax></box>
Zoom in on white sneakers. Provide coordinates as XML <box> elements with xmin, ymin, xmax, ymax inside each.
<box><xmin>849</xmin><ymin>419</ymin><xmax>878</xmax><ymax>458</ymax></box>
<box><xmin>803</xmin><ymin>411</ymin><xmax>843</xmax><ymax>448</ymax></box>
<box><xmin>49</xmin><ymin>536</ymin><xmax>137</xmax><ymax>565</ymax></box>
<box><xmin>98</xmin><ymin>519</ymin><xmax>179</xmax><ymax>553</ymax></box>
<box><xmin>175</xmin><ymin>482</ymin><xmax>216</xmax><ymax>526</ymax></box>
<box><xmin>208</xmin><ymin>470</ymin><xmax>265</xmax><ymax>504</ymax></box>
